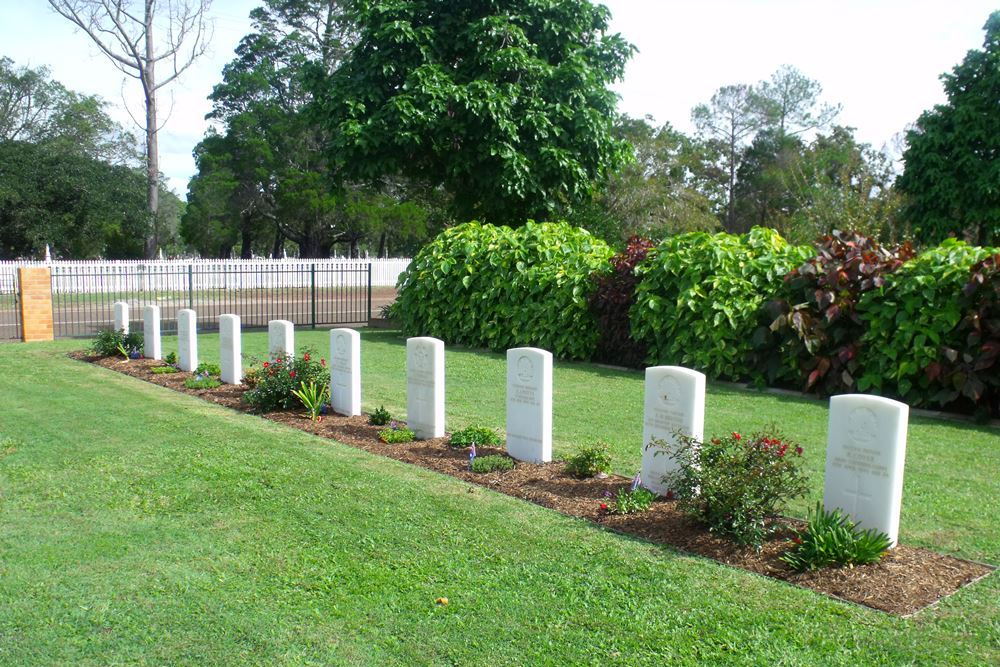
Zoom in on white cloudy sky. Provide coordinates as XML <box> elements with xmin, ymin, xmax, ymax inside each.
<box><xmin>1</xmin><ymin>0</ymin><xmax>995</xmax><ymax>196</ymax></box>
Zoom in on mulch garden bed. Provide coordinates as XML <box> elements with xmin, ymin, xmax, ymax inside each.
<box><xmin>74</xmin><ymin>352</ymin><xmax>995</xmax><ymax>616</ymax></box>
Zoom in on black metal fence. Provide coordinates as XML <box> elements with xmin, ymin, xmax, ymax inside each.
<box><xmin>50</xmin><ymin>262</ymin><xmax>374</xmax><ymax>338</ymax></box>
<box><xmin>0</xmin><ymin>266</ymin><xmax>21</xmax><ymax>342</ymax></box>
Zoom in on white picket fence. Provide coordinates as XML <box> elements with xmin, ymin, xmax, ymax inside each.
<box><xmin>0</xmin><ymin>258</ymin><xmax>411</xmax><ymax>294</ymax></box>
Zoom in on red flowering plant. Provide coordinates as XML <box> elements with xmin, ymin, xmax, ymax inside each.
<box><xmin>654</xmin><ymin>426</ymin><xmax>809</xmax><ymax>550</ymax></box>
<box><xmin>242</xmin><ymin>348</ymin><xmax>328</xmax><ymax>412</ymax></box>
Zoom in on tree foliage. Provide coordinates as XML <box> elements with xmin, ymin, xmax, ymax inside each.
<box><xmin>309</xmin><ymin>0</ymin><xmax>635</xmax><ymax>225</ymax></box>
<box><xmin>897</xmin><ymin>12</ymin><xmax>1000</xmax><ymax>246</ymax></box>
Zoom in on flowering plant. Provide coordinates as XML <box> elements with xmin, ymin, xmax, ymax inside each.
<box><xmin>243</xmin><ymin>349</ymin><xmax>327</xmax><ymax>411</ymax></box>
<box><xmin>654</xmin><ymin>426</ymin><xmax>809</xmax><ymax>549</ymax></box>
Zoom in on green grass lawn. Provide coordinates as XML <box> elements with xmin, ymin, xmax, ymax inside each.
<box><xmin>1</xmin><ymin>333</ymin><xmax>997</xmax><ymax>665</ymax></box>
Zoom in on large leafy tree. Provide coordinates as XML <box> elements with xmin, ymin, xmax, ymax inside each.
<box><xmin>309</xmin><ymin>0</ymin><xmax>635</xmax><ymax>225</ymax></box>
<box><xmin>897</xmin><ymin>12</ymin><xmax>1000</xmax><ymax>246</ymax></box>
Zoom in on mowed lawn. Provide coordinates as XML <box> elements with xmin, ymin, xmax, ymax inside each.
<box><xmin>0</xmin><ymin>332</ymin><xmax>997</xmax><ymax>666</ymax></box>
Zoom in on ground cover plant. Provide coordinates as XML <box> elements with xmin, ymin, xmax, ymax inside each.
<box><xmin>470</xmin><ymin>454</ymin><xmax>515</xmax><ymax>474</ymax></box>
<box><xmin>378</xmin><ymin>423</ymin><xmax>415</xmax><ymax>444</ymax></box>
<box><xmin>781</xmin><ymin>502</ymin><xmax>893</xmax><ymax>571</ymax></box>
<box><xmin>448</xmin><ymin>426</ymin><xmax>502</xmax><ymax>449</ymax></box>
<box><xmin>23</xmin><ymin>332</ymin><xmax>997</xmax><ymax>663</ymax></box>
<box><xmin>564</xmin><ymin>442</ymin><xmax>613</xmax><ymax>478</ymax></box>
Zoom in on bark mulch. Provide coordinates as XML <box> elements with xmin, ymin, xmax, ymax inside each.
<box><xmin>76</xmin><ymin>352</ymin><xmax>995</xmax><ymax>616</ymax></box>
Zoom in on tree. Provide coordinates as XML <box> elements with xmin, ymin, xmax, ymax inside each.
<box><xmin>731</xmin><ymin>129</ymin><xmax>804</xmax><ymax>233</ymax></box>
<box><xmin>691</xmin><ymin>84</ymin><xmax>765</xmax><ymax>231</ymax></box>
<box><xmin>0</xmin><ymin>57</ymin><xmax>139</xmax><ymax>164</ymax></box>
<box><xmin>753</xmin><ymin>64</ymin><xmax>840</xmax><ymax>136</ymax></box>
<box><xmin>47</xmin><ymin>0</ymin><xmax>213</xmax><ymax>257</ymax></box>
<box><xmin>309</xmin><ymin>0</ymin><xmax>635</xmax><ymax>225</ymax></box>
<box><xmin>897</xmin><ymin>11</ymin><xmax>1000</xmax><ymax>246</ymax></box>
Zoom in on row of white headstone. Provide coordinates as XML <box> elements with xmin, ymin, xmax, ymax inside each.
<box><xmin>113</xmin><ymin>303</ymin><xmax>910</xmax><ymax>547</ymax></box>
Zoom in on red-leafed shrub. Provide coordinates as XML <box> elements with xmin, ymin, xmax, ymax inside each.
<box><xmin>754</xmin><ymin>230</ymin><xmax>915</xmax><ymax>395</ymax></box>
<box><xmin>930</xmin><ymin>253</ymin><xmax>1000</xmax><ymax>418</ymax></box>
<box><xmin>589</xmin><ymin>236</ymin><xmax>656</xmax><ymax>367</ymax></box>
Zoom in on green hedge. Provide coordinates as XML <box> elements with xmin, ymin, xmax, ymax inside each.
<box><xmin>395</xmin><ymin>221</ymin><xmax>613</xmax><ymax>359</ymax></box>
<box><xmin>630</xmin><ymin>228</ymin><xmax>813</xmax><ymax>379</ymax></box>
<box><xmin>858</xmin><ymin>239</ymin><xmax>997</xmax><ymax>407</ymax></box>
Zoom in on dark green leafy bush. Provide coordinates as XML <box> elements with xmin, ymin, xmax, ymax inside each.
<box><xmin>660</xmin><ymin>427</ymin><xmax>809</xmax><ymax>550</ymax></box>
<box><xmin>395</xmin><ymin>221</ymin><xmax>613</xmax><ymax>359</ymax></box>
<box><xmin>164</xmin><ymin>352</ymin><xmax>178</xmax><ymax>366</ymax></box>
<box><xmin>92</xmin><ymin>329</ymin><xmax>143</xmax><ymax>358</ymax></box>
<box><xmin>243</xmin><ymin>350</ymin><xmax>327</xmax><ymax>412</ymax></box>
<box><xmin>755</xmin><ymin>231</ymin><xmax>915</xmax><ymax>394</ymax></box>
<box><xmin>471</xmin><ymin>454</ymin><xmax>515</xmax><ymax>473</ymax></box>
<box><xmin>859</xmin><ymin>240</ymin><xmax>996</xmax><ymax>406</ymax></box>
<box><xmin>368</xmin><ymin>405</ymin><xmax>392</xmax><ymax>426</ymax></box>
<box><xmin>588</xmin><ymin>236</ymin><xmax>656</xmax><ymax>367</ymax></box>
<box><xmin>448</xmin><ymin>426</ymin><xmax>503</xmax><ymax>449</ymax></box>
<box><xmin>931</xmin><ymin>253</ymin><xmax>1000</xmax><ymax>418</ymax></box>
<box><xmin>780</xmin><ymin>502</ymin><xmax>892</xmax><ymax>571</ymax></box>
<box><xmin>564</xmin><ymin>442</ymin><xmax>612</xmax><ymax>479</ymax></box>
<box><xmin>632</xmin><ymin>227</ymin><xmax>812</xmax><ymax>379</ymax></box>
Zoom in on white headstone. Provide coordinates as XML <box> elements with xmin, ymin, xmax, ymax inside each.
<box><xmin>330</xmin><ymin>328</ymin><xmax>361</xmax><ymax>416</ymax></box>
<box><xmin>143</xmin><ymin>305</ymin><xmax>161</xmax><ymax>360</ymax></box>
<box><xmin>268</xmin><ymin>320</ymin><xmax>294</xmax><ymax>359</ymax></box>
<box><xmin>824</xmin><ymin>394</ymin><xmax>909</xmax><ymax>547</ymax></box>
<box><xmin>505</xmin><ymin>347</ymin><xmax>553</xmax><ymax>463</ymax></box>
<box><xmin>113</xmin><ymin>302</ymin><xmax>129</xmax><ymax>334</ymax></box>
<box><xmin>219</xmin><ymin>314</ymin><xmax>242</xmax><ymax>385</ymax></box>
<box><xmin>406</xmin><ymin>337</ymin><xmax>445</xmax><ymax>439</ymax></box>
<box><xmin>641</xmin><ymin>366</ymin><xmax>706</xmax><ymax>495</ymax></box>
<box><xmin>177</xmin><ymin>309</ymin><xmax>198</xmax><ymax>372</ymax></box>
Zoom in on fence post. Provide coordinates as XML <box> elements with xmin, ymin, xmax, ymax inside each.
<box><xmin>310</xmin><ymin>263</ymin><xmax>317</xmax><ymax>329</ymax></box>
<box><xmin>18</xmin><ymin>267</ymin><xmax>54</xmax><ymax>342</ymax></box>
<box><xmin>187</xmin><ymin>264</ymin><xmax>194</xmax><ymax>311</ymax></box>
<box><xmin>367</xmin><ymin>263</ymin><xmax>372</xmax><ymax>321</ymax></box>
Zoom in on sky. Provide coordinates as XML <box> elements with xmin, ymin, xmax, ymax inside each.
<box><xmin>1</xmin><ymin>0</ymin><xmax>996</xmax><ymax>196</ymax></box>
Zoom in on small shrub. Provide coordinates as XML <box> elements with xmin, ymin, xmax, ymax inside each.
<box><xmin>195</xmin><ymin>362</ymin><xmax>222</xmax><ymax>377</ymax></box>
<box><xmin>243</xmin><ymin>350</ymin><xmax>327</xmax><ymax>412</ymax></box>
<box><xmin>378</xmin><ymin>423</ymin><xmax>415</xmax><ymax>443</ymax></box>
<box><xmin>164</xmin><ymin>351</ymin><xmax>178</xmax><ymax>366</ymax></box>
<box><xmin>151</xmin><ymin>366</ymin><xmax>179</xmax><ymax>375</ymax></box>
<box><xmin>449</xmin><ymin>426</ymin><xmax>503</xmax><ymax>449</ymax></box>
<box><xmin>659</xmin><ymin>427</ymin><xmax>809</xmax><ymax>550</ymax></box>
<box><xmin>471</xmin><ymin>454</ymin><xmax>515</xmax><ymax>473</ymax></box>
<box><xmin>184</xmin><ymin>376</ymin><xmax>222</xmax><ymax>390</ymax></box>
<box><xmin>564</xmin><ymin>442</ymin><xmax>613</xmax><ymax>479</ymax></box>
<box><xmin>368</xmin><ymin>405</ymin><xmax>392</xmax><ymax>426</ymax></box>
<box><xmin>92</xmin><ymin>329</ymin><xmax>143</xmax><ymax>358</ymax></box>
<box><xmin>610</xmin><ymin>486</ymin><xmax>656</xmax><ymax>515</ymax></box>
<box><xmin>780</xmin><ymin>502</ymin><xmax>892</xmax><ymax>571</ymax></box>
<box><xmin>291</xmin><ymin>381</ymin><xmax>329</xmax><ymax>421</ymax></box>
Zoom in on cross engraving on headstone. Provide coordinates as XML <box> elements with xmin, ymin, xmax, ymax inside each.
<box><xmin>842</xmin><ymin>475</ymin><xmax>873</xmax><ymax>516</ymax></box>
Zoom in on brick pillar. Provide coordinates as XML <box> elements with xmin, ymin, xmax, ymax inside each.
<box><xmin>18</xmin><ymin>267</ymin><xmax>54</xmax><ymax>342</ymax></box>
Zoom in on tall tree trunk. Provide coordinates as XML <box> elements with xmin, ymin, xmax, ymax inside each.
<box><xmin>240</xmin><ymin>219</ymin><xmax>254</xmax><ymax>259</ymax></box>
<box><xmin>143</xmin><ymin>0</ymin><xmax>159</xmax><ymax>259</ymax></box>
<box><xmin>725</xmin><ymin>134</ymin><xmax>737</xmax><ymax>232</ymax></box>
<box><xmin>377</xmin><ymin>231</ymin><xmax>387</xmax><ymax>258</ymax></box>
<box><xmin>349</xmin><ymin>237</ymin><xmax>359</xmax><ymax>258</ymax></box>
<box><xmin>271</xmin><ymin>223</ymin><xmax>284</xmax><ymax>258</ymax></box>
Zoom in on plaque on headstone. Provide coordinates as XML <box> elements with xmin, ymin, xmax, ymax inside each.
<box><xmin>641</xmin><ymin>366</ymin><xmax>706</xmax><ymax>495</ymax></box>
<box><xmin>506</xmin><ymin>347</ymin><xmax>553</xmax><ymax>463</ymax></box>
<box><xmin>330</xmin><ymin>328</ymin><xmax>361</xmax><ymax>416</ymax></box>
<box><xmin>177</xmin><ymin>309</ymin><xmax>198</xmax><ymax>372</ymax></box>
<box><xmin>113</xmin><ymin>302</ymin><xmax>129</xmax><ymax>334</ymax></box>
<box><xmin>268</xmin><ymin>320</ymin><xmax>294</xmax><ymax>359</ymax></box>
<box><xmin>219</xmin><ymin>314</ymin><xmax>242</xmax><ymax>385</ymax></box>
<box><xmin>824</xmin><ymin>394</ymin><xmax>909</xmax><ymax>547</ymax></box>
<box><xmin>406</xmin><ymin>337</ymin><xmax>445</xmax><ymax>439</ymax></box>
<box><xmin>143</xmin><ymin>305</ymin><xmax>161</xmax><ymax>360</ymax></box>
